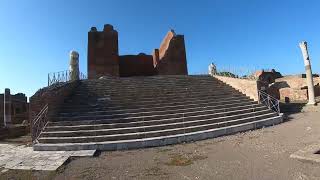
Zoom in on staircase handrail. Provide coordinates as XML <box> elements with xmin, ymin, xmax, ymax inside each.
<box><xmin>32</xmin><ymin>104</ymin><xmax>49</xmax><ymax>143</ymax></box>
<box><xmin>258</xmin><ymin>90</ymin><xmax>280</xmax><ymax>115</ymax></box>
<box><xmin>48</xmin><ymin>70</ymin><xmax>87</xmax><ymax>86</ymax></box>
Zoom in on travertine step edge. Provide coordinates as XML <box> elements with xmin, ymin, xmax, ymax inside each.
<box><xmin>41</xmin><ymin>112</ymin><xmax>275</xmax><ymax>138</ymax></box>
<box><xmin>47</xmin><ymin>107</ymin><xmax>270</xmax><ymax>128</ymax></box>
<box><xmin>56</xmin><ymin>99</ymin><xmax>257</xmax><ymax>117</ymax></box>
<box><xmin>51</xmin><ymin>104</ymin><xmax>265</xmax><ymax>122</ymax></box>
<box><xmin>33</xmin><ymin>115</ymin><xmax>283</xmax><ymax>151</ymax></box>
<box><xmin>63</xmin><ymin>90</ymin><xmax>244</xmax><ymax>104</ymax></box>
<box><xmin>56</xmin><ymin>95</ymin><xmax>252</xmax><ymax>112</ymax></box>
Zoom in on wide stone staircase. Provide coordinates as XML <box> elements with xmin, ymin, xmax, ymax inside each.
<box><xmin>33</xmin><ymin>75</ymin><xmax>283</xmax><ymax>151</ymax></box>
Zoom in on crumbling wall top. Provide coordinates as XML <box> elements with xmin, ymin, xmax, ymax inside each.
<box><xmin>104</xmin><ymin>24</ymin><xmax>114</xmax><ymax>32</ymax></box>
<box><xmin>159</xmin><ymin>30</ymin><xmax>176</xmax><ymax>59</ymax></box>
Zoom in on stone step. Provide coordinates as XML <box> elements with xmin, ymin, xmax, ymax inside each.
<box><xmin>59</xmin><ymin>93</ymin><xmax>249</xmax><ymax>111</ymax></box>
<box><xmin>81</xmin><ymin>76</ymin><xmax>216</xmax><ymax>84</ymax></box>
<box><xmin>38</xmin><ymin>112</ymin><xmax>277</xmax><ymax>144</ymax></box>
<box><xmin>77</xmin><ymin>79</ymin><xmax>226</xmax><ymax>89</ymax></box>
<box><xmin>57</xmin><ymin>100</ymin><xmax>258</xmax><ymax>117</ymax></box>
<box><xmin>33</xmin><ymin>116</ymin><xmax>283</xmax><ymax>151</ymax></box>
<box><xmin>51</xmin><ymin>103</ymin><xmax>265</xmax><ymax>122</ymax></box>
<box><xmin>78</xmin><ymin>81</ymin><xmax>225</xmax><ymax>89</ymax></box>
<box><xmin>56</xmin><ymin>96</ymin><xmax>252</xmax><ymax>114</ymax></box>
<box><xmin>33</xmin><ymin>75</ymin><xmax>283</xmax><ymax>151</ymax></box>
<box><xmin>79</xmin><ymin>82</ymin><xmax>223</xmax><ymax>90</ymax></box>
<box><xmin>67</xmin><ymin>88</ymin><xmax>241</xmax><ymax>103</ymax></box>
<box><xmin>71</xmin><ymin>84</ymin><xmax>236</xmax><ymax>96</ymax></box>
<box><xmin>46</xmin><ymin>108</ymin><xmax>272</xmax><ymax>131</ymax></box>
<box><xmin>41</xmin><ymin>111</ymin><xmax>276</xmax><ymax>138</ymax></box>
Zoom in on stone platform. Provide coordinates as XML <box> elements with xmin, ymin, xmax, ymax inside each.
<box><xmin>0</xmin><ymin>143</ymin><xmax>95</xmax><ymax>171</ymax></box>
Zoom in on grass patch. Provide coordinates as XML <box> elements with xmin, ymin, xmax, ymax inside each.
<box><xmin>165</xmin><ymin>154</ymin><xmax>193</xmax><ymax>166</ymax></box>
<box><xmin>191</xmin><ymin>154</ymin><xmax>208</xmax><ymax>161</ymax></box>
<box><xmin>165</xmin><ymin>152</ymin><xmax>208</xmax><ymax>166</ymax></box>
<box><xmin>156</xmin><ymin>148</ymin><xmax>173</xmax><ymax>153</ymax></box>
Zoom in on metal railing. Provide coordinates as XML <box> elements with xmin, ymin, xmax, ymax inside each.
<box><xmin>258</xmin><ymin>90</ymin><xmax>280</xmax><ymax>115</ymax></box>
<box><xmin>48</xmin><ymin>70</ymin><xmax>87</xmax><ymax>86</ymax></box>
<box><xmin>32</xmin><ymin>104</ymin><xmax>49</xmax><ymax>143</ymax></box>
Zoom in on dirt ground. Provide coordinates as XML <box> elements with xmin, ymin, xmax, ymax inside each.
<box><xmin>1</xmin><ymin>111</ymin><xmax>320</xmax><ymax>180</ymax></box>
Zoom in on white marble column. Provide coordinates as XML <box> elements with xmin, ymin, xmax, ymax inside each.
<box><xmin>299</xmin><ymin>41</ymin><xmax>316</xmax><ymax>105</ymax></box>
<box><xmin>208</xmin><ymin>63</ymin><xmax>217</xmax><ymax>76</ymax></box>
<box><xmin>4</xmin><ymin>88</ymin><xmax>12</xmax><ymax>127</ymax></box>
<box><xmin>69</xmin><ymin>51</ymin><xmax>80</xmax><ymax>81</ymax></box>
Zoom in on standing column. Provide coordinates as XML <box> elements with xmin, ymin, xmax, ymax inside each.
<box><xmin>208</xmin><ymin>63</ymin><xmax>217</xmax><ymax>76</ymax></box>
<box><xmin>69</xmin><ymin>50</ymin><xmax>80</xmax><ymax>81</ymax></box>
<box><xmin>4</xmin><ymin>88</ymin><xmax>12</xmax><ymax>127</ymax></box>
<box><xmin>299</xmin><ymin>41</ymin><xmax>316</xmax><ymax>105</ymax></box>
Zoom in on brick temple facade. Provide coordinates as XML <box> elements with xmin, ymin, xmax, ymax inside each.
<box><xmin>87</xmin><ymin>24</ymin><xmax>188</xmax><ymax>79</ymax></box>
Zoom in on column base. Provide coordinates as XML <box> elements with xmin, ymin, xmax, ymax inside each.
<box><xmin>307</xmin><ymin>101</ymin><xmax>317</xmax><ymax>106</ymax></box>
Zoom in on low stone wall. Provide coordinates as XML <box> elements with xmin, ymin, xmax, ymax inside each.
<box><xmin>29</xmin><ymin>81</ymin><xmax>80</xmax><ymax>140</ymax></box>
<box><xmin>0</xmin><ymin>125</ymin><xmax>29</xmax><ymax>140</ymax></box>
<box><xmin>275</xmin><ymin>76</ymin><xmax>320</xmax><ymax>88</ymax></box>
<box><xmin>213</xmin><ymin>75</ymin><xmax>259</xmax><ymax>101</ymax></box>
<box><xmin>279</xmin><ymin>88</ymin><xmax>308</xmax><ymax>102</ymax></box>
<box><xmin>269</xmin><ymin>76</ymin><xmax>320</xmax><ymax>102</ymax></box>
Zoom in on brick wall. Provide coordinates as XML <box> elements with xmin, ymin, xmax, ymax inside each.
<box><xmin>87</xmin><ymin>25</ymin><xmax>188</xmax><ymax>78</ymax></box>
<box><xmin>267</xmin><ymin>76</ymin><xmax>320</xmax><ymax>102</ymax></box>
<box><xmin>119</xmin><ymin>54</ymin><xmax>156</xmax><ymax>77</ymax></box>
<box><xmin>88</xmin><ymin>25</ymin><xmax>119</xmax><ymax>78</ymax></box>
<box><xmin>213</xmin><ymin>75</ymin><xmax>259</xmax><ymax>101</ymax></box>
<box><xmin>0</xmin><ymin>125</ymin><xmax>29</xmax><ymax>140</ymax></box>
<box><xmin>278</xmin><ymin>88</ymin><xmax>308</xmax><ymax>102</ymax></box>
<box><xmin>29</xmin><ymin>81</ymin><xmax>80</xmax><ymax>139</ymax></box>
<box><xmin>156</xmin><ymin>31</ymin><xmax>188</xmax><ymax>75</ymax></box>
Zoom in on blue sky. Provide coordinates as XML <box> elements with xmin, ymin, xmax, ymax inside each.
<box><xmin>1</xmin><ymin>0</ymin><xmax>320</xmax><ymax>98</ymax></box>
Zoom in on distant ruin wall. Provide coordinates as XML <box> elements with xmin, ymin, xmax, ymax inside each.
<box><xmin>267</xmin><ymin>76</ymin><xmax>320</xmax><ymax>102</ymax></box>
<box><xmin>278</xmin><ymin>88</ymin><xmax>308</xmax><ymax>102</ymax></box>
<box><xmin>213</xmin><ymin>76</ymin><xmax>259</xmax><ymax>101</ymax></box>
<box><xmin>119</xmin><ymin>54</ymin><xmax>156</xmax><ymax>77</ymax></box>
<box><xmin>0</xmin><ymin>93</ymin><xmax>29</xmax><ymax>126</ymax></box>
<box><xmin>156</xmin><ymin>31</ymin><xmax>188</xmax><ymax>75</ymax></box>
<box><xmin>88</xmin><ymin>25</ymin><xmax>119</xmax><ymax>79</ymax></box>
<box><xmin>87</xmin><ymin>25</ymin><xmax>188</xmax><ymax>78</ymax></box>
<box><xmin>159</xmin><ymin>30</ymin><xmax>176</xmax><ymax>59</ymax></box>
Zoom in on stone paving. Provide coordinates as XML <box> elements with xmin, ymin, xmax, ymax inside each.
<box><xmin>290</xmin><ymin>142</ymin><xmax>320</xmax><ymax>163</ymax></box>
<box><xmin>0</xmin><ymin>143</ymin><xmax>95</xmax><ymax>171</ymax></box>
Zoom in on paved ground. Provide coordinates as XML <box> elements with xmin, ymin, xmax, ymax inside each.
<box><xmin>0</xmin><ymin>135</ymin><xmax>95</xmax><ymax>175</ymax></box>
<box><xmin>0</xmin><ymin>143</ymin><xmax>95</xmax><ymax>172</ymax></box>
<box><xmin>1</xmin><ymin>111</ymin><xmax>320</xmax><ymax>180</ymax></box>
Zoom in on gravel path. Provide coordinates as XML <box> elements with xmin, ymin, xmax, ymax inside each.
<box><xmin>1</xmin><ymin>111</ymin><xmax>320</xmax><ymax>180</ymax></box>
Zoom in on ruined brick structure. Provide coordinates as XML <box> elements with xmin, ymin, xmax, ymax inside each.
<box><xmin>0</xmin><ymin>91</ymin><xmax>29</xmax><ymax>127</ymax></box>
<box><xmin>267</xmin><ymin>75</ymin><xmax>320</xmax><ymax>102</ymax></box>
<box><xmin>88</xmin><ymin>24</ymin><xmax>188</xmax><ymax>78</ymax></box>
<box><xmin>252</xmin><ymin>69</ymin><xmax>282</xmax><ymax>84</ymax></box>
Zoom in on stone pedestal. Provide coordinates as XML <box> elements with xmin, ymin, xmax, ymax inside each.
<box><xmin>69</xmin><ymin>51</ymin><xmax>79</xmax><ymax>81</ymax></box>
<box><xmin>4</xmin><ymin>88</ymin><xmax>12</xmax><ymax>127</ymax></box>
<box><xmin>299</xmin><ymin>41</ymin><xmax>316</xmax><ymax>105</ymax></box>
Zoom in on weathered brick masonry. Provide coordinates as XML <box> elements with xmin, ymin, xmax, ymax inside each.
<box><xmin>29</xmin><ymin>81</ymin><xmax>80</xmax><ymax>140</ymax></box>
<box><xmin>0</xmin><ymin>92</ymin><xmax>28</xmax><ymax>127</ymax></box>
<box><xmin>88</xmin><ymin>24</ymin><xmax>188</xmax><ymax>78</ymax></box>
